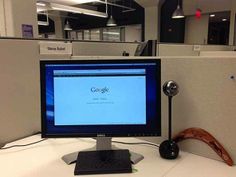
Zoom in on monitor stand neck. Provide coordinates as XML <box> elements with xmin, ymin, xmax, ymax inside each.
<box><xmin>62</xmin><ymin>137</ymin><xmax>144</xmax><ymax>165</ymax></box>
<box><xmin>96</xmin><ymin>137</ymin><xmax>112</xmax><ymax>151</ymax></box>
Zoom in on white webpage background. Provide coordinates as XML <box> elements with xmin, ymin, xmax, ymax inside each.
<box><xmin>54</xmin><ymin>76</ymin><xmax>146</xmax><ymax>125</ymax></box>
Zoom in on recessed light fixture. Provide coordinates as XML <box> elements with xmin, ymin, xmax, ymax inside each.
<box><xmin>222</xmin><ymin>18</ymin><xmax>227</xmax><ymax>21</ymax></box>
<box><xmin>210</xmin><ymin>14</ymin><xmax>215</xmax><ymax>17</ymax></box>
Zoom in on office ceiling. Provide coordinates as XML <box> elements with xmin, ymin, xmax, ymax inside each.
<box><xmin>40</xmin><ymin>0</ymin><xmax>232</xmax><ymax>10</ymax></box>
<box><xmin>40</xmin><ymin>0</ymin><xmax>160</xmax><ymax>7</ymax></box>
<box><xmin>135</xmin><ymin>0</ymin><xmax>159</xmax><ymax>7</ymax></box>
<box><xmin>42</xmin><ymin>0</ymin><xmax>80</xmax><ymax>6</ymax></box>
<box><xmin>42</xmin><ymin>0</ymin><xmax>124</xmax><ymax>6</ymax></box>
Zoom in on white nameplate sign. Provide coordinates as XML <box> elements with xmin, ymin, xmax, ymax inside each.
<box><xmin>39</xmin><ymin>41</ymin><xmax>72</xmax><ymax>55</ymax></box>
<box><xmin>193</xmin><ymin>45</ymin><xmax>201</xmax><ymax>51</ymax></box>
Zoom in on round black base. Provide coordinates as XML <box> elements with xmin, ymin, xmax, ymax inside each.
<box><xmin>159</xmin><ymin>140</ymin><xmax>179</xmax><ymax>159</ymax></box>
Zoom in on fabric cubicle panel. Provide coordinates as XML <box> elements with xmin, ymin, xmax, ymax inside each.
<box><xmin>158</xmin><ymin>44</ymin><xmax>199</xmax><ymax>56</ymax></box>
<box><xmin>72</xmin><ymin>42</ymin><xmax>138</xmax><ymax>56</ymax></box>
<box><xmin>157</xmin><ymin>44</ymin><xmax>234</xmax><ymax>57</ymax></box>
<box><xmin>200</xmin><ymin>45</ymin><xmax>233</xmax><ymax>51</ymax></box>
<box><xmin>161</xmin><ymin>57</ymin><xmax>236</xmax><ymax>164</ymax></box>
<box><xmin>200</xmin><ymin>51</ymin><xmax>236</xmax><ymax>57</ymax></box>
<box><xmin>0</xmin><ymin>39</ymin><xmax>40</xmax><ymax>146</ymax></box>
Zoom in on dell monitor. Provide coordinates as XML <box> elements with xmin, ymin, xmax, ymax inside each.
<box><xmin>40</xmin><ymin>59</ymin><xmax>161</xmax><ymax>165</ymax></box>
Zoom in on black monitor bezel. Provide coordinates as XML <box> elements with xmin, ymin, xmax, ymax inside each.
<box><xmin>40</xmin><ymin>59</ymin><xmax>161</xmax><ymax>138</ymax></box>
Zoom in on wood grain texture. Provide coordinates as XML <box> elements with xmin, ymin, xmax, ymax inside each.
<box><xmin>173</xmin><ymin>128</ymin><xmax>234</xmax><ymax>166</ymax></box>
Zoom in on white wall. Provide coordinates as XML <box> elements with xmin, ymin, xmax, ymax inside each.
<box><xmin>1</xmin><ymin>0</ymin><xmax>38</xmax><ymax>37</ymax></box>
<box><xmin>229</xmin><ymin>0</ymin><xmax>236</xmax><ymax>45</ymax></box>
<box><xmin>49</xmin><ymin>12</ymin><xmax>64</xmax><ymax>39</ymax></box>
<box><xmin>183</xmin><ymin>0</ymin><xmax>231</xmax><ymax>16</ymax></box>
<box><xmin>183</xmin><ymin>0</ymin><xmax>236</xmax><ymax>45</ymax></box>
<box><xmin>0</xmin><ymin>0</ymin><xmax>6</xmax><ymax>36</ymax></box>
<box><xmin>125</xmin><ymin>25</ymin><xmax>142</xmax><ymax>42</ymax></box>
<box><xmin>145</xmin><ymin>6</ymin><xmax>158</xmax><ymax>40</ymax></box>
<box><xmin>185</xmin><ymin>15</ymin><xmax>209</xmax><ymax>44</ymax></box>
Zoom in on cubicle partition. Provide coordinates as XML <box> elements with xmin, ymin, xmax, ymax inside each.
<box><xmin>200</xmin><ymin>45</ymin><xmax>234</xmax><ymax>51</ymax></box>
<box><xmin>72</xmin><ymin>41</ymin><xmax>138</xmax><ymax>56</ymax></box>
<box><xmin>160</xmin><ymin>56</ymin><xmax>236</xmax><ymax>164</ymax></box>
<box><xmin>200</xmin><ymin>51</ymin><xmax>236</xmax><ymax>57</ymax></box>
<box><xmin>1</xmin><ymin>38</ymin><xmax>236</xmax><ymax>165</ymax></box>
<box><xmin>157</xmin><ymin>44</ymin><xmax>234</xmax><ymax>57</ymax></box>
<box><xmin>157</xmin><ymin>44</ymin><xmax>199</xmax><ymax>56</ymax></box>
<box><xmin>39</xmin><ymin>41</ymin><xmax>139</xmax><ymax>58</ymax></box>
<box><xmin>0</xmin><ymin>39</ymin><xmax>40</xmax><ymax>146</ymax></box>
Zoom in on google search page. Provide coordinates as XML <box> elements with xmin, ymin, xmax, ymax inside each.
<box><xmin>54</xmin><ymin>69</ymin><xmax>146</xmax><ymax>125</ymax></box>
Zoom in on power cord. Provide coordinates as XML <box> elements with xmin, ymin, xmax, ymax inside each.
<box><xmin>112</xmin><ymin>141</ymin><xmax>159</xmax><ymax>148</ymax></box>
<box><xmin>0</xmin><ymin>139</ymin><xmax>47</xmax><ymax>150</ymax></box>
<box><xmin>0</xmin><ymin>138</ymin><xmax>159</xmax><ymax>150</ymax></box>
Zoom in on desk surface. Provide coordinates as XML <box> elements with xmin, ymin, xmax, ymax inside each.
<box><xmin>0</xmin><ymin>135</ymin><xmax>235</xmax><ymax>177</ymax></box>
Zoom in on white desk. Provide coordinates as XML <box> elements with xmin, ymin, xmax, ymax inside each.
<box><xmin>0</xmin><ymin>135</ymin><xmax>235</xmax><ymax>177</ymax></box>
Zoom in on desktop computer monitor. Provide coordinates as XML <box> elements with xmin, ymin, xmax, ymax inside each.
<box><xmin>40</xmin><ymin>58</ymin><xmax>161</xmax><ymax>165</ymax></box>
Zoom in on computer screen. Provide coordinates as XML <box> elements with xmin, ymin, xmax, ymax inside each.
<box><xmin>40</xmin><ymin>59</ymin><xmax>161</xmax><ymax>138</ymax></box>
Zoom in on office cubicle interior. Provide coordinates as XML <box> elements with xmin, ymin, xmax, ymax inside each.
<box><xmin>1</xmin><ymin>38</ymin><xmax>236</xmax><ymax>166</ymax></box>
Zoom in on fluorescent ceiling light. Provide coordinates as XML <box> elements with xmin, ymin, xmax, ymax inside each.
<box><xmin>210</xmin><ymin>14</ymin><xmax>215</xmax><ymax>17</ymax></box>
<box><xmin>38</xmin><ymin>21</ymin><xmax>49</xmax><ymax>26</ymax></box>
<box><xmin>50</xmin><ymin>3</ymin><xmax>107</xmax><ymax>18</ymax></box>
<box><xmin>73</xmin><ymin>0</ymin><xmax>99</xmax><ymax>4</ymax></box>
<box><xmin>37</xmin><ymin>1</ymin><xmax>50</xmax><ymax>12</ymax></box>
<box><xmin>222</xmin><ymin>18</ymin><xmax>227</xmax><ymax>21</ymax></box>
<box><xmin>103</xmin><ymin>32</ymin><xmax>119</xmax><ymax>35</ymax></box>
<box><xmin>37</xmin><ymin>7</ymin><xmax>48</xmax><ymax>12</ymax></box>
<box><xmin>37</xmin><ymin>2</ymin><xmax>46</xmax><ymax>7</ymax></box>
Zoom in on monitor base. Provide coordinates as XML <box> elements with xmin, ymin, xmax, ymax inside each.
<box><xmin>62</xmin><ymin>137</ymin><xmax>144</xmax><ymax>165</ymax></box>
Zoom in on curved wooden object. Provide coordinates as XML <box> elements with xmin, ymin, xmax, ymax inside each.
<box><xmin>173</xmin><ymin>127</ymin><xmax>234</xmax><ymax>166</ymax></box>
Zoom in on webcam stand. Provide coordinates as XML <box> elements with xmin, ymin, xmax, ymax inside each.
<box><xmin>159</xmin><ymin>81</ymin><xmax>179</xmax><ymax>159</ymax></box>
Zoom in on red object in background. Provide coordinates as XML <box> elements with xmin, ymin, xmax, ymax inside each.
<box><xmin>195</xmin><ymin>8</ymin><xmax>202</xmax><ymax>19</ymax></box>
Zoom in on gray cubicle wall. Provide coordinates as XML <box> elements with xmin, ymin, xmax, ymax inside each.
<box><xmin>160</xmin><ymin>57</ymin><xmax>236</xmax><ymax>164</ymax></box>
<box><xmin>72</xmin><ymin>41</ymin><xmax>138</xmax><ymax>56</ymax></box>
<box><xmin>200</xmin><ymin>51</ymin><xmax>236</xmax><ymax>57</ymax></box>
<box><xmin>72</xmin><ymin>55</ymin><xmax>236</xmax><ymax>165</ymax></box>
<box><xmin>200</xmin><ymin>45</ymin><xmax>234</xmax><ymax>51</ymax></box>
<box><xmin>0</xmin><ymin>39</ymin><xmax>40</xmax><ymax>146</ymax></box>
<box><xmin>157</xmin><ymin>44</ymin><xmax>234</xmax><ymax>57</ymax></box>
<box><xmin>158</xmin><ymin>44</ymin><xmax>199</xmax><ymax>56</ymax></box>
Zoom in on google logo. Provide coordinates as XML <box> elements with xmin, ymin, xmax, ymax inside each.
<box><xmin>91</xmin><ymin>87</ymin><xmax>109</xmax><ymax>94</ymax></box>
